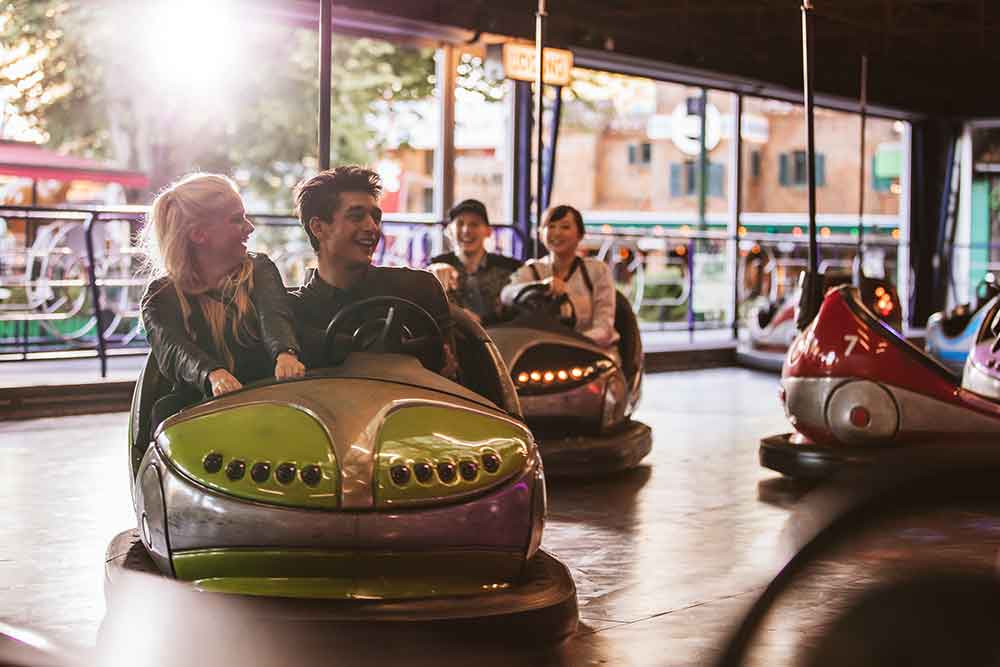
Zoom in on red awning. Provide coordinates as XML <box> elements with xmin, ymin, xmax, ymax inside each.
<box><xmin>0</xmin><ymin>140</ymin><xmax>149</xmax><ymax>189</ymax></box>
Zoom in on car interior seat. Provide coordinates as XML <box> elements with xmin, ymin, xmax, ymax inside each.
<box><xmin>449</xmin><ymin>305</ymin><xmax>522</xmax><ymax>417</ymax></box>
<box><xmin>129</xmin><ymin>353</ymin><xmax>171</xmax><ymax>480</ymax></box>
<box><xmin>613</xmin><ymin>290</ymin><xmax>643</xmax><ymax>389</ymax></box>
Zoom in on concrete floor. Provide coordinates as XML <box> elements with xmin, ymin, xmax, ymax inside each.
<box><xmin>6</xmin><ymin>368</ymin><xmax>987</xmax><ymax>665</ymax></box>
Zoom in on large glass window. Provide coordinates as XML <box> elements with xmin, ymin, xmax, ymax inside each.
<box><xmin>737</xmin><ymin>96</ymin><xmax>907</xmax><ymax>319</ymax></box>
<box><xmin>453</xmin><ymin>49</ymin><xmax>510</xmax><ymax>223</ymax></box>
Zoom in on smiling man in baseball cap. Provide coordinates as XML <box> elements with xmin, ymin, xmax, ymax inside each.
<box><xmin>427</xmin><ymin>198</ymin><xmax>522</xmax><ymax>325</ymax></box>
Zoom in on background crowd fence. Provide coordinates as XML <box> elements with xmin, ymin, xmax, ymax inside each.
<box><xmin>0</xmin><ymin>205</ymin><xmax>913</xmax><ymax>375</ymax></box>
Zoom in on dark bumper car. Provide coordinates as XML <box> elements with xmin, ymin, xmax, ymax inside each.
<box><xmin>486</xmin><ymin>286</ymin><xmax>652</xmax><ymax>477</ymax></box>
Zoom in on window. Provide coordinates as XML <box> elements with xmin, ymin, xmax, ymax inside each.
<box><xmin>779</xmin><ymin>151</ymin><xmax>825</xmax><ymax>187</ymax></box>
<box><xmin>750</xmin><ymin>150</ymin><xmax>761</xmax><ymax>181</ymax></box>
<box><xmin>628</xmin><ymin>142</ymin><xmax>652</xmax><ymax>166</ymax></box>
<box><xmin>669</xmin><ymin>160</ymin><xmax>724</xmax><ymax>197</ymax></box>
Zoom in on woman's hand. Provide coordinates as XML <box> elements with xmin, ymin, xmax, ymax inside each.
<box><xmin>547</xmin><ymin>276</ymin><xmax>567</xmax><ymax>297</ymax></box>
<box><xmin>275</xmin><ymin>351</ymin><xmax>305</xmax><ymax>380</ymax></box>
<box><xmin>208</xmin><ymin>369</ymin><xmax>242</xmax><ymax>396</ymax></box>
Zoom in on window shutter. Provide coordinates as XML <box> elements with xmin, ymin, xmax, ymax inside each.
<box><xmin>670</xmin><ymin>163</ymin><xmax>682</xmax><ymax>196</ymax></box>
<box><xmin>816</xmin><ymin>154</ymin><xmax>826</xmax><ymax>187</ymax></box>
<box><xmin>709</xmin><ymin>163</ymin><xmax>724</xmax><ymax>197</ymax></box>
<box><xmin>628</xmin><ymin>145</ymin><xmax>636</xmax><ymax>165</ymax></box>
<box><xmin>779</xmin><ymin>153</ymin><xmax>789</xmax><ymax>186</ymax></box>
<box><xmin>684</xmin><ymin>161</ymin><xmax>697</xmax><ymax>195</ymax></box>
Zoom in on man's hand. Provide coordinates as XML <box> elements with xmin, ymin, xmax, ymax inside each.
<box><xmin>547</xmin><ymin>276</ymin><xmax>567</xmax><ymax>297</ymax></box>
<box><xmin>427</xmin><ymin>263</ymin><xmax>459</xmax><ymax>292</ymax></box>
<box><xmin>275</xmin><ymin>351</ymin><xmax>305</xmax><ymax>380</ymax></box>
<box><xmin>208</xmin><ymin>369</ymin><xmax>242</xmax><ymax>396</ymax></box>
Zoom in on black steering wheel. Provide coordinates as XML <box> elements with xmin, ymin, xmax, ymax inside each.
<box><xmin>323</xmin><ymin>296</ymin><xmax>444</xmax><ymax>372</ymax></box>
<box><xmin>512</xmin><ymin>283</ymin><xmax>577</xmax><ymax>328</ymax></box>
<box><xmin>976</xmin><ymin>272</ymin><xmax>1000</xmax><ymax>309</ymax></box>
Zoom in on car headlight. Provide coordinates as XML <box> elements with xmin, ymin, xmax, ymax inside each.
<box><xmin>156</xmin><ymin>403</ymin><xmax>339</xmax><ymax>508</ymax></box>
<box><xmin>374</xmin><ymin>405</ymin><xmax>530</xmax><ymax>508</ymax></box>
<box><xmin>511</xmin><ymin>344</ymin><xmax>614</xmax><ymax>395</ymax></box>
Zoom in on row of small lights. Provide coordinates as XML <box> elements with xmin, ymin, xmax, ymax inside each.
<box><xmin>515</xmin><ymin>365</ymin><xmax>596</xmax><ymax>386</ymax></box>
<box><xmin>389</xmin><ymin>452</ymin><xmax>502</xmax><ymax>486</ymax></box>
<box><xmin>202</xmin><ymin>452</ymin><xmax>323</xmax><ymax>487</ymax></box>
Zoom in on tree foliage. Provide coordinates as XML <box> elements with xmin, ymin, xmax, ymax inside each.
<box><xmin>0</xmin><ymin>0</ymin><xmax>436</xmax><ymax>209</ymax></box>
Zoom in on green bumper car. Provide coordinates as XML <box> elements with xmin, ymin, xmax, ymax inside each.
<box><xmin>109</xmin><ymin>298</ymin><xmax>577</xmax><ymax>640</ymax></box>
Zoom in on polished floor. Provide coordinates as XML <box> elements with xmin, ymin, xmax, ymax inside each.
<box><xmin>4</xmin><ymin>368</ymin><xmax>990</xmax><ymax>665</ymax></box>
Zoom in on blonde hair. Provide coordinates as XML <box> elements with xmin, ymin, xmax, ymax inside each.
<box><xmin>140</xmin><ymin>172</ymin><xmax>258</xmax><ymax>371</ymax></box>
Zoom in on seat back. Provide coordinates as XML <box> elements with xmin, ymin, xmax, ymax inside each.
<box><xmin>614</xmin><ymin>290</ymin><xmax>643</xmax><ymax>391</ymax></box>
<box><xmin>450</xmin><ymin>305</ymin><xmax>522</xmax><ymax>418</ymax></box>
<box><xmin>129</xmin><ymin>353</ymin><xmax>170</xmax><ymax>480</ymax></box>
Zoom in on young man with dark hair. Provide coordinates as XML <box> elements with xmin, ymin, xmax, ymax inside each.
<box><xmin>289</xmin><ymin>166</ymin><xmax>455</xmax><ymax>375</ymax></box>
<box><xmin>426</xmin><ymin>198</ymin><xmax>522</xmax><ymax>325</ymax></box>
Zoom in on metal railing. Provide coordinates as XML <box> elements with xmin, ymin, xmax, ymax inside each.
<box><xmin>0</xmin><ymin>204</ymin><xmax>910</xmax><ymax>375</ymax></box>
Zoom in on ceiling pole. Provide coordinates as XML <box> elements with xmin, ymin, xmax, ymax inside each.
<box><xmin>533</xmin><ymin>0</ymin><xmax>547</xmax><ymax>258</ymax></box>
<box><xmin>319</xmin><ymin>0</ymin><xmax>332</xmax><ymax>171</ymax></box>
<box><xmin>796</xmin><ymin>0</ymin><xmax>822</xmax><ymax>330</ymax></box>
<box><xmin>856</xmin><ymin>54</ymin><xmax>868</xmax><ymax>279</ymax></box>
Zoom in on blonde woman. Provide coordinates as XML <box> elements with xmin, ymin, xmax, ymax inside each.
<box><xmin>140</xmin><ymin>173</ymin><xmax>303</xmax><ymax>424</ymax></box>
<box><xmin>501</xmin><ymin>205</ymin><xmax>619</xmax><ymax>348</ymax></box>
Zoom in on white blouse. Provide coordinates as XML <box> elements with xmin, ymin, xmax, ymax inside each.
<box><xmin>501</xmin><ymin>255</ymin><xmax>620</xmax><ymax>347</ymax></box>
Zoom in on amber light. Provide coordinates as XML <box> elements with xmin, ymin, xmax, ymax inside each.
<box><xmin>514</xmin><ymin>364</ymin><xmax>604</xmax><ymax>386</ymax></box>
<box><xmin>876</xmin><ymin>293</ymin><xmax>894</xmax><ymax>317</ymax></box>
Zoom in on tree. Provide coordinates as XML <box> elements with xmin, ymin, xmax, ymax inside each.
<box><xmin>0</xmin><ymin>0</ymin><xmax>436</xmax><ymax>209</ymax></box>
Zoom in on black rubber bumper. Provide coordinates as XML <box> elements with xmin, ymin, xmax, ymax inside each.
<box><xmin>735</xmin><ymin>345</ymin><xmax>786</xmax><ymax>374</ymax></box>
<box><xmin>759</xmin><ymin>433</ymin><xmax>883</xmax><ymax>479</ymax></box>
<box><xmin>536</xmin><ymin>419</ymin><xmax>653</xmax><ymax>477</ymax></box>
<box><xmin>105</xmin><ymin>530</ymin><xmax>578</xmax><ymax>644</ymax></box>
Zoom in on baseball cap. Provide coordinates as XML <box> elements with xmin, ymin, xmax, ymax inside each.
<box><xmin>448</xmin><ymin>199</ymin><xmax>490</xmax><ymax>225</ymax></box>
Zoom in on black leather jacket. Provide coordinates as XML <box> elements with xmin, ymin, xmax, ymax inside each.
<box><xmin>141</xmin><ymin>253</ymin><xmax>300</xmax><ymax>395</ymax></box>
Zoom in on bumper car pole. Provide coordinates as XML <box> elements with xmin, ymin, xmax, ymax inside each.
<box><xmin>318</xmin><ymin>0</ymin><xmax>332</xmax><ymax>171</ymax></box>
<box><xmin>855</xmin><ymin>54</ymin><xmax>868</xmax><ymax>283</ymax></box>
<box><xmin>796</xmin><ymin>0</ymin><xmax>824</xmax><ymax>331</ymax></box>
<box><xmin>533</xmin><ymin>0</ymin><xmax>547</xmax><ymax>259</ymax></box>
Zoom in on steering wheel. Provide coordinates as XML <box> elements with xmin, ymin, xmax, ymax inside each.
<box><xmin>512</xmin><ymin>283</ymin><xmax>577</xmax><ymax>328</ymax></box>
<box><xmin>323</xmin><ymin>296</ymin><xmax>444</xmax><ymax>372</ymax></box>
<box><xmin>977</xmin><ymin>272</ymin><xmax>1000</xmax><ymax>308</ymax></box>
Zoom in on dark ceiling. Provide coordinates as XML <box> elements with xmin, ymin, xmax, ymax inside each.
<box><xmin>286</xmin><ymin>0</ymin><xmax>1000</xmax><ymax>119</ymax></box>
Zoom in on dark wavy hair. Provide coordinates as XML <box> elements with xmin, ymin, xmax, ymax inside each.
<box><xmin>542</xmin><ymin>204</ymin><xmax>584</xmax><ymax>237</ymax></box>
<box><xmin>294</xmin><ymin>166</ymin><xmax>383</xmax><ymax>251</ymax></box>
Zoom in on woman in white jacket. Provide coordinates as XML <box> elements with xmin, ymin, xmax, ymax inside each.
<box><xmin>501</xmin><ymin>205</ymin><xmax>619</xmax><ymax>348</ymax></box>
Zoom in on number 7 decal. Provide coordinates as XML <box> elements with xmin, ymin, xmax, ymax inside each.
<box><xmin>844</xmin><ymin>334</ymin><xmax>859</xmax><ymax>356</ymax></box>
